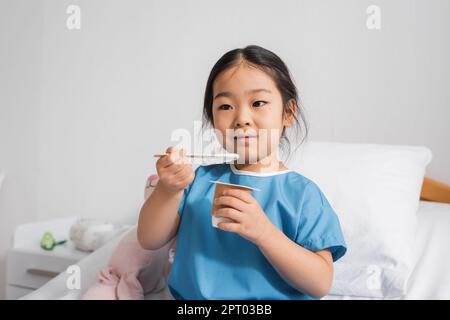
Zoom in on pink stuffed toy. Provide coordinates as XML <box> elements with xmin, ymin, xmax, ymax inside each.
<box><xmin>82</xmin><ymin>174</ymin><xmax>176</xmax><ymax>300</ymax></box>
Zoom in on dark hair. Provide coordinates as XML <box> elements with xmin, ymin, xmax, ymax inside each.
<box><xmin>202</xmin><ymin>45</ymin><xmax>308</xmax><ymax>161</ymax></box>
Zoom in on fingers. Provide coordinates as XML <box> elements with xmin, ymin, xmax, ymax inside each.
<box><xmin>165</xmin><ymin>146</ymin><xmax>175</xmax><ymax>154</ymax></box>
<box><xmin>217</xmin><ymin>222</ymin><xmax>241</xmax><ymax>233</ymax></box>
<box><xmin>157</xmin><ymin>163</ymin><xmax>193</xmax><ymax>189</ymax></box>
<box><xmin>155</xmin><ymin>146</ymin><xmax>195</xmax><ymax>192</ymax></box>
<box><xmin>214</xmin><ymin>195</ymin><xmax>247</xmax><ymax>212</ymax></box>
<box><xmin>156</xmin><ymin>154</ymin><xmax>171</xmax><ymax>168</ymax></box>
<box><xmin>156</xmin><ymin>147</ymin><xmax>175</xmax><ymax>168</ymax></box>
<box><xmin>169</xmin><ymin>175</ymin><xmax>192</xmax><ymax>191</ymax></box>
<box><xmin>171</xmin><ymin>161</ymin><xmax>188</xmax><ymax>176</ymax></box>
<box><xmin>178</xmin><ymin>172</ymin><xmax>195</xmax><ymax>189</ymax></box>
<box><xmin>157</xmin><ymin>147</ymin><xmax>190</xmax><ymax>169</ymax></box>
<box><xmin>214</xmin><ymin>207</ymin><xmax>243</xmax><ymax>223</ymax></box>
<box><xmin>173</xmin><ymin>165</ymin><xmax>195</xmax><ymax>186</ymax></box>
<box><xmin>220</xmin><ymin>188</ymin><xmax>254</xmax><ymax>204</ymax></box>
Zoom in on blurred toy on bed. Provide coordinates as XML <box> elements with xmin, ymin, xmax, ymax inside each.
<box><xmin>69</xmin><ymin>219</ymin><xmax>123</xmax><ymax>252</ymax></box>
<box><xmin>81</xmin><ymin>174</ymin><xmax>175</xmax><ymax>300</ymax></box>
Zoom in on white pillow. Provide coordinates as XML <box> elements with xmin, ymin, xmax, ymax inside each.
<box><xmin>285</xmin><ymin>141</ymin><xmax>432</xmax><ymax>298</ymax></box>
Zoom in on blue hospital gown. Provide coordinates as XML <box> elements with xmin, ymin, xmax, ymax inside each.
<box><xmin>168</xmin><ymin>162</ymin><xmax>347</xmax><ymax>300</ymax></box>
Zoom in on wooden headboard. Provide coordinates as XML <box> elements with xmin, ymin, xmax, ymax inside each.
<box><xmin>420</xmin><ymin>177</ymin><xmax>450</xmax><ymax>204</ymax></box>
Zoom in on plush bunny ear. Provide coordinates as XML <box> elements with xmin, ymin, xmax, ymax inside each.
<box><xmin>144</xmin><ymin>174</ymin><xmax>159</xmax><ymax>200</ymax></box>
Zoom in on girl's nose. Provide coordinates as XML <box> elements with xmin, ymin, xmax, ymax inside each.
<box><xmin>233</xmin><ymin>107</ymin><xmax>253</xmax><ymax>128</ymax></box>
<box><xmin>235</xmin><ymin>121</ymin><xmax>251</xmax><ymax>127</ymax></box>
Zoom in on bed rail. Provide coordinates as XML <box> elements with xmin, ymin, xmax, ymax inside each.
<box><xmin>420</xmin><ymin>177</ymin><xmax>450</xmax><ymax>204</ymax></box>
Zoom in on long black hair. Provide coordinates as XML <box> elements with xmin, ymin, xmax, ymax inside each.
<box><xmin>202</xmin><ymin>45</ymin><xmax>308</xmax><ymax>161</ymax></box>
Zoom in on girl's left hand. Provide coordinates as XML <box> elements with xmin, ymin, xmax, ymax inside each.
<box><xmin>214</xmin><ymin>189</ymin><xmax>275</xmax><ymax>246</ymax></box>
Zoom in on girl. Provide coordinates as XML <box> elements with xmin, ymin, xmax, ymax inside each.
<box><xmin>138</xmin><ymin>45</ymin><xmax>346</xmax><ymax>300</ymax></box>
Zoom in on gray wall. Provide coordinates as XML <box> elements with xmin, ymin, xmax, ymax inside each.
<box><xmin>0</xmin><ymin>0</ymin><xmax>449</xmax><ymax>299</ymax></box>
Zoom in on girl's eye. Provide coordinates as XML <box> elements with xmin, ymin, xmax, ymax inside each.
<box><xmin>218</xmin><ymin>104</ymin><xmax>232</xmax><ymax>110</ymax></box>
<box><xmin>252</xmin><ymin>101</ymin><xmax>267</xmax><ymax>108</ymax></box>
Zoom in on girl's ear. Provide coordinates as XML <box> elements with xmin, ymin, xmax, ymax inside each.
<box><xmin>283</xmin><ymin>99</ymin><xmax>298</xmax><ymax>128</ymax></box>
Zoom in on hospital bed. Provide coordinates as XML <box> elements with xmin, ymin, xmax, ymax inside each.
<box><xmin>20</xmin><ymin>176</ymin><xmax>450</xmax><ymax>300</ymax></box>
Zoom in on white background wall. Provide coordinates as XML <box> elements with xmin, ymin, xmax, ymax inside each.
<box><xmin>0</xmin><ymin>0</ymin><xmax>449</xmax><ymax>299</ymax></box>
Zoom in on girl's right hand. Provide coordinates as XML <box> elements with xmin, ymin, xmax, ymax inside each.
<box><xmin>156</xmin><ymin>146</ymin><xmax>195</xmax><ymax>193</ymax></box>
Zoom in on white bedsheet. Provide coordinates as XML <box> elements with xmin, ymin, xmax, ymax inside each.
<box><xmin>22</xmin><ymin>201</ymin><xmax>450</xmax><ymax>300</ymax></box>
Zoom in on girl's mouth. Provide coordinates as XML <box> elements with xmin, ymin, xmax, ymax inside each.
<box><xmin>231</xmin><ymin>129</ymin><xmax>258</xmax><ymax>146</ymax></box>
<box><xmin>234</xmin><ymin>136</ymin><xmax>257</xmax><ymax>145</ymax></box>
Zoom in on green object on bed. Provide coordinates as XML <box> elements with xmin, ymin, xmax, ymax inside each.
<box><xmin>40</xmin><ymin>231</ymin><xmax>67</xmax><ymax>251</ymax></box>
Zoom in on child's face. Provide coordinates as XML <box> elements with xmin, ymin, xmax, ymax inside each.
<box><xmin>212</xmin><ymin>62</ymin><xmax>294</xmax><ymax>164</ymax></box>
